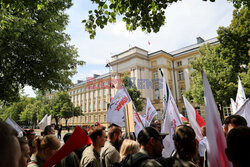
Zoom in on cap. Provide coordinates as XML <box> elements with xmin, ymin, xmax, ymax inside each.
<box><xmin>137</xmin><ymin>127</ymin><xmax>168</xmax><ymax>144</ymax></box>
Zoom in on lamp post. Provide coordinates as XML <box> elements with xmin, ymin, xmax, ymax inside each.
<box><xmin>105</xmin><ymin>63</ymin><xmax>111</xmax><ymax>103</ymax></box>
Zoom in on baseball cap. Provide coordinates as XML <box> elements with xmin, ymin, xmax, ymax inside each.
<box><xmin>137</xmin><ymin>127</ymin><xmax>168</xmax><ymax>144</ymax></box>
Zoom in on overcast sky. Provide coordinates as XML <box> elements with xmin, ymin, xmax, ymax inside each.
<box><xmin>24</xmin><ymin>0</ymin><xmax>235</xmax><ymax>97</ymax></box>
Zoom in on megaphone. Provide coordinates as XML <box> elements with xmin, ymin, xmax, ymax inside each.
<box><xmin>42</xmin><ymin>126</ymin><xmax>92</xmax><ymax>167</ymax></box>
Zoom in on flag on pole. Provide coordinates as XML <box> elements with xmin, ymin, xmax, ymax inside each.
<box><xmin>5</xmin><ymin>117</ymin><xmax>23</xmax><ymax>137</ymax></box>
<box><xmin>107</xmin><ymin>87</ymin><xmax>131</xmax><ymax>127</ymax></box>
<box><xmin>161</xmin><ymin>75</ymin><xmax>183</xmax><ymax>158</ymax></box>
<box><xmin>230</xmin><ymin>98</ymin><xmax>237</xmax><ymax>114</ymax></box>
<box><xmin>235</xmin><ymin>99</ymin><xmax>250</xmax><ymax>126</ymax></box>
<box><xmin>38</xmin><ymin>114</ymin><xmax>51</xmax><ymax>130</ymax></box>
<box><xmin>133</xmin><ymin>111</ymin><xmax>144</xmax><ymax>137</ymax></box>
<box><xmin>235</xmin><ymin>76</ymin><xmax>246</xmax><ymax>110</ymax></box>
<box><xmin>202</xmin><ymin>70</ymin><xmax>232</xmax><ymax>167</ymax></box>
<box><xmin>143</xmin><ymin>98</ymin><xmax>158</xmax><ymax>127</ymax></box>
<box><xmin>183</xmin><ymin>96</ymin><xmax>205</xmax><ymax>141</ymax></box>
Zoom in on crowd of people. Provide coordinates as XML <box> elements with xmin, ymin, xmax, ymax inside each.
<box><xmin>0</xmin><ymin>115</ymin><xmax>249</xmax><ymax>167</ymax></box>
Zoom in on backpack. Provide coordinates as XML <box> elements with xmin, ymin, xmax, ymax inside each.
<box><xmin>111</xmin><ymin>153</ymin><xmax>151</xmax><ymax>167</ymax></box>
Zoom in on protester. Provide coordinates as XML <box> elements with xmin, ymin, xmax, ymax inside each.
<box><xmin>0</xmin><ymin>121</ymin><xmax>22</xmax><ymax>167</ymax></box>
<box><xmin>101</xmin><ymin>126</ymin><xmax>122</xmax><ymax>167</ymax></box>
<box><xmin>18</xmin><ymin>136</ymin><xmax>31</xmax><ymax>167</ymax></box>
<box><xmin>124</xmin><ymin>127</ymin><xmax>165</xmax><ymax>167</ymax></box>
<box><xmin>25</xmin><ymin>129</ymin><xmax>36</xmax><ymax>141</ymax></box>
<box><xmin>55</xmin><ymin>133</ymin><xmax>79</xmax><ymax>167</ymax></box>
<box><xmin>225</xmin><ymin>126</ymin><xmax>250</xmax><ymax>167</ymax></box>
<box><xmin>158</xmin><ymin>125</ymin><xmax>198</xmax><ymax>167</ymax></box>
<box><xmin>198</xmin><ymin>126</ymin><xmax>207</xmax><ymax>166</ymax></box>
<box><xmin>28</xmin><ymin>135</ymin><xmax>60</xmax><ymax>167</ymax></box>
<box><xmin>119</xmin><ymin>139</ymin><xmax>140</xmax><ymax>160</ymax></box>
<box><xmin>80</xmin><ymin>126</ymin><xmax>106</xmax><ymax>167</ymax></box>
<box><xmin>44</xmin><ymin>125</ymin><xmax>55</xmax><ymax>136</ymax></box>
<box><xmin>223</xmin><ymin>115</ymin><xmax>247</xmax><ymax>136</ymax></box>
<box><xmin>151</xmin><ymin>119</ymin><xmax>161</xmax><ymax>132</ymax></box>
<box><xmin>57</xmin><ymin>125</ymin><xmax>62</xmax><ymax>139</ymax></box>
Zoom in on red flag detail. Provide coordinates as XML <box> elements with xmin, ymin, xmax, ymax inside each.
<box><xmin>195</xmin><ymin>109</ymin><xmax>206</xmax><ymax>127</ymax></box>
<box><xmin>42</xmin><ymin>126</ymin><xmax>92</xmax><ymax>167</ymax></box>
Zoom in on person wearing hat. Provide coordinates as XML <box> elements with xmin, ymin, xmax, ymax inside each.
<box><xmin>126</xmin><ymin>126</ymin><xmax>166</xmax><ymax>167</ymax></box>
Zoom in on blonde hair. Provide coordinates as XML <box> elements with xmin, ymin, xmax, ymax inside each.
<box><xmin>120</xmin><ymin>139</ymin><xmax>140</xmax><ymax>160</ymax></box>
<box><xmin>35</xmin><ymin>135</ymin><xmax>60</xmax><ymax>152</ymax></box>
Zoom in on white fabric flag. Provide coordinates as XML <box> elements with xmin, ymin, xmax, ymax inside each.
<box><xmin>202</xmin><ymin>70</ymin><xmax>232</xmax><ymax>167</ymax></box>
<box><xmin>143</xmin><ymin>98</ymin><xmax>158</xmax><ymax>127</ymax></box>
<box><xmin>235</xmin><ymin>76</ymin><xmax>246</xmax><ymax>110</ymax></box>
<box><xmin>38</xmin><ymin>114</ymin><xmax>48</xmax><ymax>130</ymax></box>
<box><xmin>47</xmin><ymin>115</ymin><xmax>52</xmax><ymax>126</ymax></box>
<box><xmin>183</xmin><ymin>96</ymin><xmax>206</xmax><ymax>142</ymax></box>
<box><xmin>107</xmin><ymin>87</ymin><xmax>131</xmax><ymax>127</ymax></box>
<box><xmin>230</xmin><ymin>98</ymin><xmax>237</xmax><ymax>114</ymax></box>
<box><xmin>133</xmin><ymin>112</ymin><xmax>144</xmax><ymax>137</ymax></box>
<box><xmin>5</xmin><ymin>117</ymin><xmax>23</xmax><ymax>137</ymax></box>
<box><xmin>235</xmin><ymin>99</ymin><xmax>250</xmax><ymax>126</ymax></box>
<box><xmin>161</xmin><ymin>77</ymin><xmax>183</xmax><ymax>158</ymax></box>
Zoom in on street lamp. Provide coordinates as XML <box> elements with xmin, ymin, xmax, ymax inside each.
<box><xmin>105</xmin><ymin>63</ymin><xmax>111</xmax><ymax>103</ymax></box>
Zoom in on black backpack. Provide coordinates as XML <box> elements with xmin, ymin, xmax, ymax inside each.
<box><xmin>111</xmin><ymin>153</ymin><xmax>150</xmax><ymax>167</ymax></box>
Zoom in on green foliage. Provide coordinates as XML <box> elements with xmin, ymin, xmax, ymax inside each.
<box><xmin>48</xmin><ymin>91</ymin><xmax>81</xmax><ymax>126</ymax></box>
<box><xmin>0</xmin><ymin>0</ymin><xmax>84</xmax><ymax>102</ymax></box>
<box><xmin>122</xmin><ymin>74</ymin><xmax>144</xmax><ymax>112</ymax></box>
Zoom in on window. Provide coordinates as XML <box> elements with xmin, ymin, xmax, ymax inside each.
<box><xmin>224</xmin><ymin>107</ymin><xmax>232</xmax><ymax>117</ymax></box>
<box><xmin>153</xmin><ymin>70</ymin><xmax>158</xmax><ymax>80</ymax></box>
<box><xmin>89</xmin><ymin>116</ymin><xmax>91</xmax><ymax>123</ymax></box>
<box><xmin>99</xmin><ymin>102</ymin><xmax>101</xmax><ymax>109</ymax></box>
<box><xmin>99</xmin><ymin>115</ymin><xmax>101</xmax><ymax>122</ymax></box>
<box><xmin>180</xmin><ymin>88</ymin><xmax>185</xmax><ymax>99</ymax></box>
<box><xmin>104</xmin><ymin>115</ymin><xmax>106</xmax><ymax>122</ymax></box>
<box><xmin>177</xmin><ymin>61</ymin><xmax>182</xmax><ymax>67</ymax></box>
<box><xmin>155</xmin><ymin>89</ymin><xmax>160</xmax><ymax>100</ymax></box>
<box><xmin>178</xmin><ymin>71</ymin><xmax>184</xmax><ymax>80</ymax></box>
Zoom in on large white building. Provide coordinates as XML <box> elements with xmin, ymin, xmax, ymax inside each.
<box><xmin>47</xmin><ymin>37</ymin><xmax>231</xmax><ymax>127</ymax></box>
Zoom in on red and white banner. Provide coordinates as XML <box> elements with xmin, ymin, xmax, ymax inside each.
<box><xmin>133</xmin><ymin>111</ymin><xmax>144</xmax><ymax>137</ymax></box>
<box><xmin>235</xmin><ymin>99</ymin><xmax>250</xmax><ymax>126</ymax></box>
<box><xmin>202</xmin><ymin>70</ymin><xmax>232</xmax><ymax>167</ymax></box>
<box><xmin>107</xmin><ymin>87</ymin><xmax>131</xmax><ymax>127</ymax></box>
<box><xmin>183</xmin><ymin>96</ymin><xmax>205</xmax><ymax>141</ymax></box>
<box><xmin>143</xmin><ymin>98</ymin><xmax>158</xmax><ymax>127</ymax></box>
<box><xmin>235</xmin><ymin>76</ymin><xmax>246</xmax><ymax>112</ymax></box>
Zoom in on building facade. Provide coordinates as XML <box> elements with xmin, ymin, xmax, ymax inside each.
<box><xmin>48</xmin><ymin>37</ymin><xmax>229</xmax><ymax>127</ymax></box>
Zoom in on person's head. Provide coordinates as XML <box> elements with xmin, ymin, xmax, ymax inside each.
<box><xmin>88</xmin><ymin>126</ymin><xmax>106</xmax><ymax>147</ymax></box>
<box><xmin>224</xmin><ymin>115</ymin><xmax>247</xmax><ymax>136</ymax></box>
<box><xmin>24</xmin><ymin>129</ymin><xmax>36</xmax><ymax>141</ymax></box>
<box><xmin>34</xmin><ymin>135</ymin><xmax>60</xmax><ymax>161</ymax></box>
<box><xmin>151</xmin><ymin>120</ymin><xmax>161</xmax><ymax>132</ymax></box>
<box><xmin>173</xmin><ymin>125</ymin><xmax>197</xmax><ymax>161</ymax></box>
<box><xmin>225</xmin><ymin>126</ymin><xmax>250</xmax><ymax>167</ymax></box>
<box><xmin>18</xmin><ymin>137</ymin><xmax>31</xmax><ymax>167</ymax></box>
<box><xmin>137</xmin><ymin>127</ymin><xmax>165</xmax><ymax>158</ymax></box>
<box><xmin>63</xmin><ymin>133</ymin><xmax>72</xmax><ymax>143</ymax></box>
<box><xmin>120</xmin><ymin>139</ymin><xmax>140</xmax><ymax>159</ymax></box>
<box><xmin>0</xmin><ymin>121</ymin><xmax>21</xmax><ymax>167</ymax></box>
<box><xmin>44</xmin><ymin>125</ymin><xmax>55</xmax><ymax>136</ymax></box>
<box><xmin>201</xmin><ymin>126</ymin><xmax>206</xmax><ymax>137</ymax></box>
<box><xmin>108</xmin><ymin>126</ymin><xmax>122</xmax><ymax>149</ymax></box>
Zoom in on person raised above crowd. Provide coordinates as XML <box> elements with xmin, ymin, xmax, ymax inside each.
<box><xmin>101</xmin><ymin>125</ymin><xmax>122</xmax><ymax>167</ymax></box>
<box><xmin>28</xmin><ymin>135</ymin><xmax>60</xmax><ymax>167</ymax></box>
<box><xmin>18</xmin><ymin>136</ymin><xmax>31</xmax><ymax>167</ymax></box>
<box><xmin>80</xmin><ymin>125</ymin><xmax>106</xmax><ymax>167</ymax></box>
<box><xmin>158</xmin><ymin>125</ymin><xmax>198</xmax><ymax>167</ymax></box>
<box><xmin>0</xmin><ymin>121</ymin><xmax>22</xmax><ymax>167</ymax></box>
<box><xmin>225</xmin><ymin>126</ymin><xmax>250</xmax><ymax>167</ymax></box>
<box><xmin>223</xmin><ymin>115</ymin><xmax>247</xmax><ymax>136</ymax></box>
<box><xmin>125</xmin><ymin>126</ymin><xmax>165</xmax><ymax>167</ymax></box>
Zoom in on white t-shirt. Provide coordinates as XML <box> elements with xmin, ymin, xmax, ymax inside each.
<box><xmin>199</xmin><ymin>137</ymin><xmax>207</xmax><ymax>157</ymax></box>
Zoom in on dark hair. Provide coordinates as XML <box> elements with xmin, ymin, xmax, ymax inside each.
<box><xmin>44</xmin><ymin>125</ymin><xmax>53</xmax><ymax>136</ymax></box>
<box><xmin>226</xmin><ymin>126</ymin><xmax>250</xmax><ymax>166</ymax></box>
<box><xmin>137</xmin><ymin>127</ymin><xmax>161</xmax><ymax>145</ymax></box>
<box><xmin>173</xmin><ymin>125</ymin><xmax>197</xmax><ymax>160</ymax></box>
<box><xmin>88</xmin><ymin>126</ymin><xmax>105</xmax><ymax>143</ymax></box>
<box><xmin>108</xmin><ymin>126</ymin><xmax>122</xmax><ymax>139</ymax></box>
<box><xmin>63</xmin><ymin>133</ymin><xmax>72</xmax><ymax>143</ymax></box>
<box><xmin>224</xmin><ymin>115</ymin><xmax>247</xmax><ymax>127</ymax></box>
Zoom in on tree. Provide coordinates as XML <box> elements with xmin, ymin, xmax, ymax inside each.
<box><xmin>49</xmin><ymin>91</ymin><xmax>81</xmax><ymax>126</ymax></box>
<box><xmin>83</xmin><ymin>0</ymin><xmax>248</xmax><ymax>38</ymax></box>
<box><xmin>122</xmin><ymin>74</ymin><xmax>144</xmax><ymax>112</ymax></box>
<box><xmin>0</xmin><ymin>0</ymin><xmax>84</xmax><ymax>102</ymax></box>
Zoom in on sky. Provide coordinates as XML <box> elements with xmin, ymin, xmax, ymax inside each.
<box><xmin>23</xmin><ymin>0</ymin><xmax>235</xmax><ymax>97</ymax></box>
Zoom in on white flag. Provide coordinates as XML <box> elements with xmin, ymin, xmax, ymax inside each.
<box><xmin>236</xmin><ymin>76</ymin><xmax>246</xmax><ymax>110</ymax></box>
<box><xmin>230</xmin><ymin>98</ymin><xmax>237</xmax><ymax>114</ymax></box>
<box><xmin>6</xmin><ymin>117</ymin><xmax>23</xmax><ymax>137</ymax></box>
<box><xmin>161</xmin><ymin>77</ymin><xmax>183</xmax><ymax>158</ymax></box>
<box><xmin>183</xmin><ymin>96</ymin><xmax>206</xmax><ymax>142</ymax></box>
<box><xmin>235</xmin><ymin>99</ymin><xmax>250</xmax><ymax>126</ymax></box>
<box><xmin>38</xmin><ymin>114</ymin><xmax>48</xmax><ymax>130</ymax></box>
<box><xmin>202</xmin><ymin>70</ymin><xmax>232</xmax><ymax>167</ymax></box>
<box><xmin>47</xmin><ymin>115</ymin><xmax>52</xmax><ymax>126</ymax></box>
<box><xmin>107</xmin><ymin>87</ymin><xmax>131</xmax><ymax>127</ymax></box>
<box><xmin>143</xmin><ymin>98</ymin><xmax>158</xmax><ymax>127</ymax></box>
<box><xmin>133</xmin><ymin>111</ymin><xmax>144</xmax><ymax>137</ymax></box>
